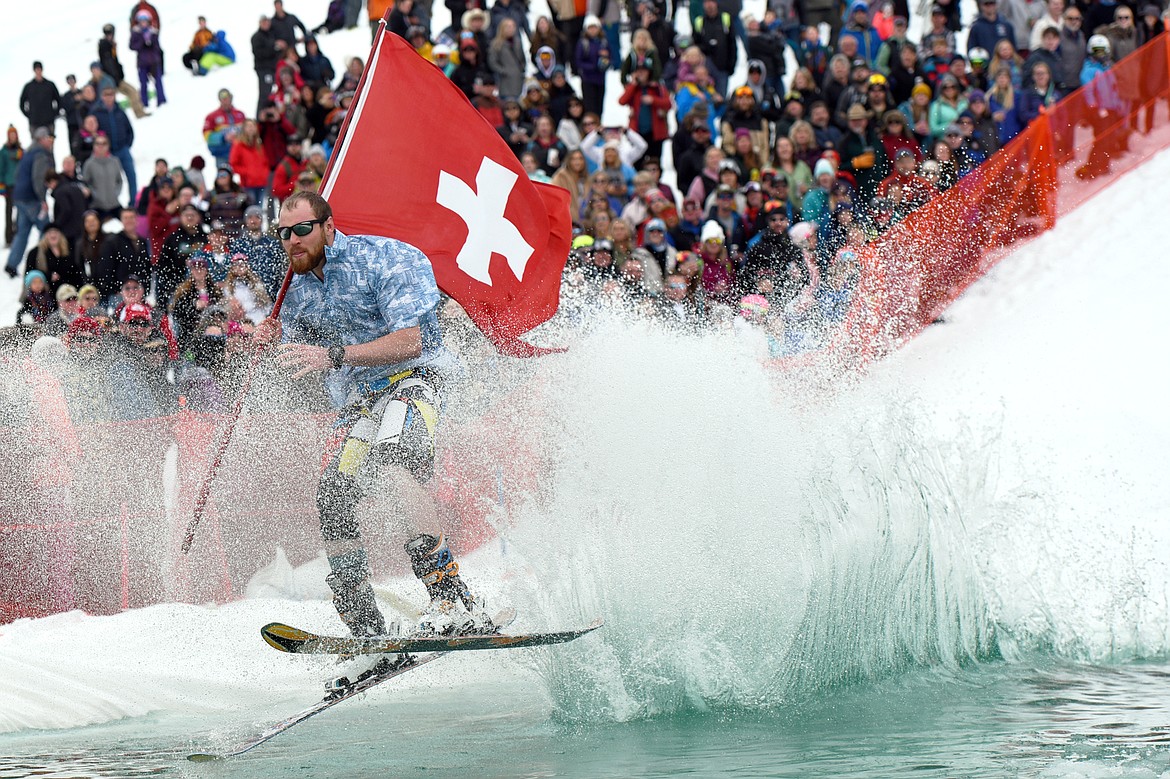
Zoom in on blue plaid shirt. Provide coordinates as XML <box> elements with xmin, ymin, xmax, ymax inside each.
<box><xmin>280</xmin><ymin>230</ymin><xmax>454</xmax><ymax>406</ymax></box>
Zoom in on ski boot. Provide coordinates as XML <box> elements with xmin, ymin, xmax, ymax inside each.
<box><xmin>405</xmin><ymin>533</ymin><xmax>496</xmax><ymax>637</ymax></box>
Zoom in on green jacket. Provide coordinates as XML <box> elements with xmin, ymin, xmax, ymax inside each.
<box><xmin>0</xmin><ymin>142</ymin><xmax>22</xmax><ymax>195</ymax></box>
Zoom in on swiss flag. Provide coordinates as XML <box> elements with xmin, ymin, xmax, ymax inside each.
<box><xmin>319</xmin><ymin>25</ymin><xmax>572</xmax><ymax>357</ymax></box>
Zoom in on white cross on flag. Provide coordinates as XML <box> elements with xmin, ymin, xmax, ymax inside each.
<box><xmin>319</xmin><ymin>24</ymin><xmax>572</xmax><ymax>357</ymax></box>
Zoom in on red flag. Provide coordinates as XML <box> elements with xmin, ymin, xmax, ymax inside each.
<box><xmin>320</xmin><ymin>27</ymin><xmax>572</xmax><ymax>357</ymax></box>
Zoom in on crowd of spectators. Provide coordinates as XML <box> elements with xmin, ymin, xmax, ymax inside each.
<box><xmin>1</xmin><ymin>0</ymin><xmax>1165</xmax><ymax>403</ymax></box>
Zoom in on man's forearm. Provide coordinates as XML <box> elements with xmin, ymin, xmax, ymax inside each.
<box><xmin>341</xmin><ymin>326</ymin><xmax>422</xmax><ymax>367</ymax></box>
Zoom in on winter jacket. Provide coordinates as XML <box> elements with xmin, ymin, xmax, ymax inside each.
<box><xmin>229</xmin><ymin>141</ymin><xmax>272</xmax><ymax>189</ymax></box>
<box><xmin>839</xmin><ymin>127</ymin><xmax>890</xmax><ymax>204</ymax></box>
<box><xmin>50</xmin><ymin>179</ymin><xmax>89</xmax><ymax>244</ymax></box>
<box><xmin>13</xmin><ymin>144</ymin><xmax>53</xmax><ymax>203</ymax></box>
<box><xmin>19</xmin><ymin>79</ymin><xmax>63</xmax><ymax>130</ymax></box>
<box><xmin>84</xmin><ymin>155</ymin><xmax>125</xmax><ymax>211</ymax></box>
<box><xmin>618</xmin><ymin>82</ymin><xmax>672</xmax><ymax>143</ymax></box>
<box><xmin>840</xmin><ymin>22</ymin><xmax>883</xmax><ymax>67</ymax></box>
<box><xmin>489</xmin><ymin>36</ymin><xmax>528</xmax><ymax>100</ymax></box>
<box><xmin>156</xmin><ymin>227</ymin><xmax>206</xmax><ymax>305</ymax></box>
<box><xmin>928</xmin><ymin>98</ymin><xmax>968</xmax><ymax>141</ymax></box>
<box><xmin>98</xmin><ymin>38</ymin><xmax>127</xmax><ymax>84</ymax></box>
<box><xmin>90</xmin><ymin>102</ymin><xmax>135</xmax><ymax>152</ymax></box>
<box><xmin>270</xmin><ymin>153</ymin><xmax>307</xmax><ymax>201</ymax></box>
<box><xmin>130</xmin><ymin>25</ymin><xmax>164</xmax><ymax>71</ymax></box>
<box><xmin>97</xmin><ymin>231</ymin><xmax>152</xmax><ymax>297</ymax></box>
<box><xmin>695</xmin><ymin>11</ymin><xmax>736</xmax><ymax>74</ymax></box>
<box><xmin>575</xmin><ymin>36</ymin><xmax>609</xmax><ymax>86</ymax></box>
<box><xmin>203</xmin><ymin>106</ymin><xmax>247</xmax><ymax>161</ymax></box>
<box><xmin>967</xmin><ymin>16</ymin><xmax>1017</xmax><ymax>58</ymax></box>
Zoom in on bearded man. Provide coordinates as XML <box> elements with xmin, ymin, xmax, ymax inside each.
<box><xmin>258</xmin><ymin>190</ymin><xmax>495</xmax><ymax>691</ymax></box>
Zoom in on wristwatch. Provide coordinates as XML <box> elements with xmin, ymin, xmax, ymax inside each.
<box><xmin>327</xmin><ymin>344</ymin><xmax>345</xmax><ymax>370</ymax></box>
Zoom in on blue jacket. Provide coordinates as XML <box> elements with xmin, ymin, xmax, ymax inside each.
<box><xmin>840</xmin><ymin>24</ymin><xmax>883</xmax><ymax>67</ymax></box>
<box><xmin>90</xmin><ymin>102</ymin><xmax>135</xmax><ymax>152</ymax></box>
<box><xmin>13</xmin><ymin>144</ymin><xmax>52</xmax><ymax>202</ymax></box>
<box><xmin>205</xmin><ymin>30</ymin><xmax>236</xmax><ymax>61</ymax></box>
<box><xmin>967</xmin><ymin>16</ymin><xmax>1016</xmax><ymax>57</ymax></box>
<box><xmin>1080</xmin><ymin>58</ymin><xmax>1125</xmax><ymax>114</ymax></box>
<box><xmin>575</xmin><ymin>37</ymin><xmax>609</xmax><ymax>86</ymax></box>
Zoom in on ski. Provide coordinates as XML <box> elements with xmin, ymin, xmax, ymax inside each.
<box><xmin>259</xmin><ymin>616</ymin><xmax>604</xmax><ymax>656</ymax></box>
<box><xmin>187</xmin><ymin>649</ymin><xmax>447</xmax><ymax>762</ymax></box>
<box><xmin>188</xmin><ymin>609</ymin><xmax>603</xmax><ymax>761</ymax></box>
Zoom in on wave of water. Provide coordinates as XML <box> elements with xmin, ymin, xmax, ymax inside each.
<box><xmin>470</xmin><ymin>314</ymin><xmax>1169</xmax><ymax>723</ymax></box>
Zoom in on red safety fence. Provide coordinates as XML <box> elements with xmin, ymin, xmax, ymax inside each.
<box><xmin>845</xmin><ymin>33</ymin><xmax>1170</xmax><ymax>361</ymax></box>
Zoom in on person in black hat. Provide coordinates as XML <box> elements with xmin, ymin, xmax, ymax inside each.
<box><xmin>19</xmin><ymin>62</ymin><xmax>63</xmax><ymax>138</ymax></box>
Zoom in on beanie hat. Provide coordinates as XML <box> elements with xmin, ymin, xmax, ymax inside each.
<box><xmin>739</xmin><ymin>294</ymin><xmax>770</xmax><ymax>318</ymax></box>
<box><xmin>24</xmin><ymin>269</ymin><xmax>47</xmax><ymax>289</ymax></box>
<box><xmin>700</xmin><ymin>220</ymin><xmax>725</xmax><ymax>243</ymax></box>
<box><xmin>911</xmin><ymin>82</ymin><xmax>933</xmax><ymax>99</ymax></box>
<box><xmin>813</xmin><ymin>158</ymin><xmax>835</xmax><ymax>179</ymax></box>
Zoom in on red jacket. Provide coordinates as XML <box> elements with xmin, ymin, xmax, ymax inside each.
<box><xmin>229</xmin><ymin>141</ymin><xmax>272</xmax><ymax>189</ymax></box>
<box><xmin>270</xmin><ymin>154</ymin><xmax>307</xmax><ymax>201</ymax></box>
<box><xmin>618</xmin><ymin>82</ymin><xmax>672</xmax><ymax>142</ymax></box>
<box><xmin>146</xmin><ymin>194</ymin><xmax>177</xmax><ymax>261</ymax></box>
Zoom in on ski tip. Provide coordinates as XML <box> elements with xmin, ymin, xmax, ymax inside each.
<box><xmin>261</xmin><ymin>622</ymin><xmax>315</xmax><ymax>653</ymax></box>
<box><xmin>187</xmin><ymin>753</ymin><xmax>222</xmax><ymax>762</ymax></box>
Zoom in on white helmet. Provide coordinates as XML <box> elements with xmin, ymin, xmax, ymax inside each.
<box><xmin>1088</xmin><ymin>34</ymin><xmax>1111</xmax><ymax>53</ymax></box>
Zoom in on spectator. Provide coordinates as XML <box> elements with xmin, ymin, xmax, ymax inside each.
<box><xmin>920</xmin><ymin>6</ymin><xmax>958</xmax><ymax>57</ymax></box>
<box><xmin>0</xmin><ymin>126</ymin><xmax>22</xmax><ymax>245</ymax></box>
<box><xmin>222</xmin><ymin>253</ymin><xmax>273</xmax><ymax>325</ymax></box>
<box><xmin>618</xmin><ymin>64</ymin><xmax>671</xmax><ymax>163</ymax></box>
<box><xmin>129</xmin><ymin>11</ymin><xmax>166</xmax><ymax>108</ymax></box>
<box><xmin>98</xmin><ymin>24</ymin><xmax>150</xmax><ymax>119</ymax></box>
<box><xmin>452</xmin><ymin>41</ymin><xmax>487</xmax><ymax>101</ymax></box>
<box><xmin>698</xmin><ymin>220</ymin><xmax>735</xmax><ymax>305</ymax></box>
<box><xmin>82</xmin><ymin>134</ymin><xmax>125</xmax><ymax>220</ymax></box>
<box><xmin>204</xmin><ymin>90</ymin><xmax>247</xmax><ymax>169</ymax></box>
<box><xmin>4</xmin><ymin>127</ymin><xmax>55</xmax><ymax>279</ymax></box>
<box><xmin>525</xmin><ymin>116</ymin><xmax>569</xmax><ymax>176</ymax></box>
<box><xmin>968</xmin><ymin>0</ymin><xmax>1018</xmax><ymax>58</ymax></box>
<box><xmin>1058</xmin><ymin>8</ymin><xmax>1088</xmax><ymax>92</ymax></box>
<box><xmin>206</xmin><ymin>168</ymin><xmax>251</xmax><ymax>239</ymax></box>
<box><xmin>928</xmin><ymin>74</ymin><xmax>968</xmax><ymax>142</ymax></box>
<box><xmin>27</xmin><ymin>225</ymin><xmax>77</xmax><ymax>296</ymax></box>
<box><xmin>877</xmin><ymin>148</ymin><xmax>934</xmax><ymax>208</ymax></box>
<box><xmin>772</xmin><ymin>136</ymin><xmax>813</xmax><ymax>210</ymax></box>
<box><xmin>228</xmin><ymin>120</ymin><xmax>271</xmax><ymax>212</ymax></box>
<box><xmin>184</xmin><ymin>16</ymin><xmax>215</xmax><ymax>75</ymax></box>
<box><xmin>170</xmin><ymin>256</ymin><xmax>224</xmax><ymax>353</ymax></box>
<box><xmin>19</xmin><ymin>62</ymin><xmax>63</xmax><ymax>137</ymax></box>
<box><xmin>888</xmin><ymin>44</ymin><xmax>927</xmax><ymax>107</ymax></box>
<box><xmin>796</xmin><ymin>28</ymin><xmax>832</xmax><ymax>85</ymax></box>
<box><xmin>90</xmin><ymin>87</ymin><xmax>138</xmax><ymax>207</ymax></box>
<box><xmin>1016</xmin><ymin>60</ymin><xmax>1058</xmax><ymax>127</ymax></box>
<box><xmin>1023</xmin><ymin>26</ymin><xmax>1062</xmax><ymax>88</ymax></box>
<box><xmin>230</xmin><ymin>206</ymin><xmax>286</xmax><ymax>298</ymax></box>
<box><xmin>1076</xmin><ymin>35</ymin><xmax>1126</xmax><ymax>179</ymax></box>
<box><xmin>43</xmin><ymin>284</ymin><xmax>83</xmax><ymax>337</ymax></box>
<box><xmin>157</xmin><ymin>204</ymin><xmax>207</xmax><ymax>305</ymax></box>
<box><xmin>97</xmin><ymin>210</ymin><xmax>152</xmax><ymax>305</ymax></box>
<box><xmin>840</xmin><ymin>103</ymin><xmax>889</xmax><ymax>207</ymax></box>
<box><xmin>44</xmin><ymin>171</ymin><xmax>87</xmax><ymax>250</ymax></box>
<box><xmin>301</xmin><ymin>37</ymin><xmax>336</xmax><ymax>88</ymax></box>
<box><xmin>17</xmin><ymin>269</ymin><xmax>55</xmax><ymax>324</ymax></box>
<box><xmin>576</xmin><ymin>16</ymin><xmax>610</xmax><ymax>116</ymax></box>
<box><xmin>841</xmin><ymin>1</ymin><xmax>883</xmax><ymax>67</ymax></box>
<box><xmin>74</xmin><ymin>210</ymin><xmax>107</xmax><ymax>283</ymax></box>
<box><xmin>532</xmin><ymin>16</ymin><xmax>570</xmax><ymax>75</ymax></box>
<box><xmin>876</xmin><ymin>17</ymin><xmax>912</xmax><ymax>76</ymax></box>
<box><xmin>489</xmin><ymin>19</ymin><xmax>528</xmax><ymax>101</ymax></box>
<box><xmin>271</xmin><ymin>0</ymin><xmax>310</xmax><ymax>52</ymax></box>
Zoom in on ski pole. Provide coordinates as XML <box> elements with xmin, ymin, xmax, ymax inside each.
<box><xmin>181</xmin><ymin>263</ymin><xmax>295</xmax><ymax>554</ymax></box>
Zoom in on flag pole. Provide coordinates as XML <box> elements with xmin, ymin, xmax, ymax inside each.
<box><xmin>181</xmin><ymin>17</ymin><xmax>390</xmax><ymax>555</ymax></box>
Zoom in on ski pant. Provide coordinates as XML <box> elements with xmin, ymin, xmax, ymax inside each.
<box><xmin>318</xmin><ymin>369</ymin><xmax>442</xmax><ymax>635</ymax></box>
<box><xmin>138</xmin><ymin>65</ymin><xmax>166</xmax><ymax>107</ymax></box>
<box><xmin>117</xmin><ymin>80</ymin><xmax>149</xmax><ymax>118</ymax></box>
<box><xmin>5</xmin><ymin>200</ymin><xmax>45</xmax><ymax>275</ymax></box>
<box><xmin>113</xmin><ymin>148</ymin><xmax>138</xmax><ymax>209</ymax></box>
<box><xmin>3</xmin><ymin>194</ymin><xmax>14</xmax><ymax>246</ymax></box>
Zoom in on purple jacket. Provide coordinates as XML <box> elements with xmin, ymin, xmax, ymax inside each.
<box><xmin>130</xmin><ymin>26</ymin><xmax>163</xmax><ymax>70</ymax></box>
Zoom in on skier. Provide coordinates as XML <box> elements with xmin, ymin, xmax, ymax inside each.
<box><xmin>258</xmin><ymin>190</ymin><xmax>495</xmax><ymax>687</ymax></box>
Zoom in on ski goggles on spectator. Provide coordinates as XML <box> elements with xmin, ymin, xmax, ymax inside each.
<box><xmin>277</xmin><ymin>218</ymin><xmax>326</xmax><ymax>241</ymax></box>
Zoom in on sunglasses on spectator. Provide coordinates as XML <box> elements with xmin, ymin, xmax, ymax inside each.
<box><xmin>277</xmin><ymin>218</ymin><xmax>326</xmax><ymax>240</ymax></box>
<box><xmin>1065</xmin><ymin>13</ymin><xmax>1082</xmax><ymax>20</ymax></box>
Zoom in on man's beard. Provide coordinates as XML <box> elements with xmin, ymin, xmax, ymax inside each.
<box><xmin>289</xmin><ymin>240</ymin><xmax>325</xmax><ymax>274</ymax></box>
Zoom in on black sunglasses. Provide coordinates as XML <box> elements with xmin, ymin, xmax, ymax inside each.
<box><xmin>278</xmin><ymin>218</ymin><xmax>326</xmax><ymax>241</ymax></box>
